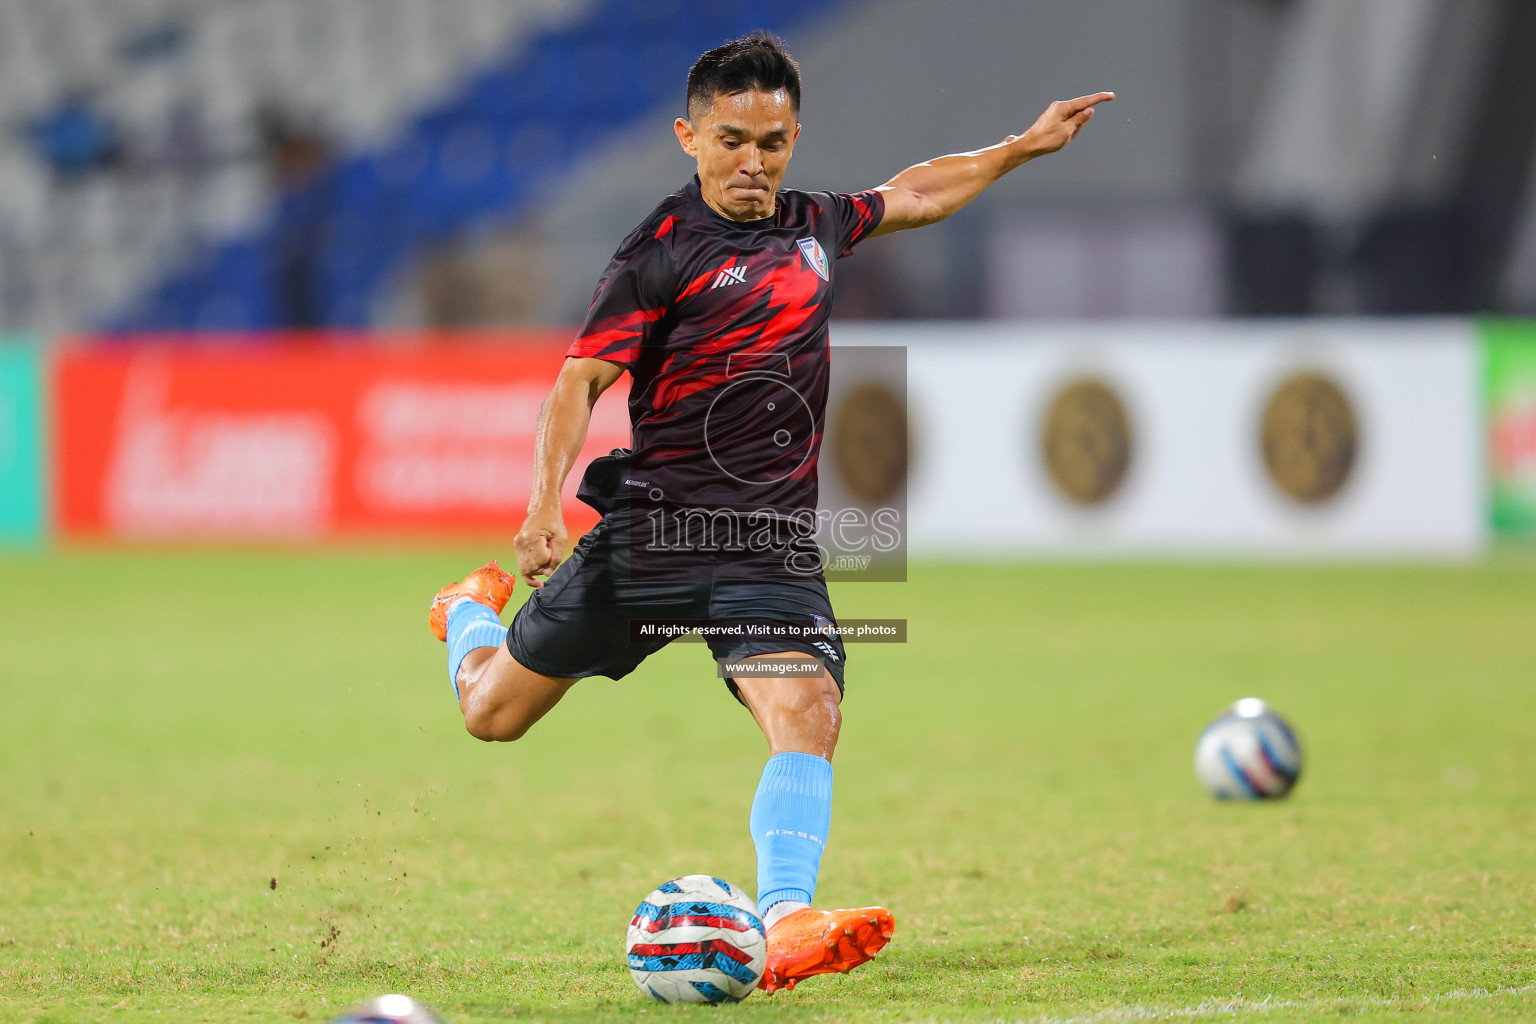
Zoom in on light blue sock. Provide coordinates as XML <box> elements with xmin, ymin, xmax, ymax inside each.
<box><xmin>750</xmin><ymin>752</ymin><xmax>834</xmax><ymax>913</ymax></box>
<box><xmin>446</xmin><ymin>599</ymin><xmax>507</xmax><ymax>698</ymax></box>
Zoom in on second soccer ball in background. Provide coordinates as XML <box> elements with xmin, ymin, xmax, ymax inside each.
<box><xmin>1195</xmin><ymin>697</ymin><xmax>1303</xmax><ymax>799</ymax></box>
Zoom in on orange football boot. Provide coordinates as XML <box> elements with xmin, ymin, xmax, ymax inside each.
<box><xmin>427</xmin><ymin>560</ymin><xmax>515</xmax><ymax>642</ymax></box>
<box><xmin>758</xmin><ymin>906</ymin><xmax>896</xmax><ymax>992</ymax></box>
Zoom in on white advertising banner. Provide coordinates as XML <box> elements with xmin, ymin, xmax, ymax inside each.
<box><xmin>828</xmin><ymin>321</ymin><xmax>1484</xmax><ymax>559</ymax></box>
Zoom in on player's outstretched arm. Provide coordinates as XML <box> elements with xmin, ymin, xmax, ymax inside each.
<box><xmin>515</xmin><ymin>356</ymin><xmax>625</xmax><ymax>588</ymax></box>
<box><xmin>869</xmin><ymin>92</ymin><xmax>1114</xmax><ymax>237</ymax></box>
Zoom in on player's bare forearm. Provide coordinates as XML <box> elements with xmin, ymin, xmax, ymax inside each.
<box><xmin>871</xmin><ymin>91</ymin><xmax>1113</xmax><ymax>236</ymax></box>
<box><xmin>527</xmin><ymin>362</ymin><xmax>606</xmax><ymax>513</ymax></box>
<box><xmin>516</xmin><ymin>356</ymin><xmax>623</xmax><ymax>585</ymax></box>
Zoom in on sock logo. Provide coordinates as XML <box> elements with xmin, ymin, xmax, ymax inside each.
<box><xmin>763</xmin><ymin>828</ymin><xmax>824</xmax><ymax>846</ymax></box>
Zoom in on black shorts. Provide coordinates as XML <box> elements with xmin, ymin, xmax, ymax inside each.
<box><xmin>506</xmin><ymin>511</ymin><xmax>847</xmax><ymax>702</ymax></box>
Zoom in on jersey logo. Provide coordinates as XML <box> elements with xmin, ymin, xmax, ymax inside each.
<box><xmin>797</xmin><ymin>237</ymin><xmax>830</xmax><ymax>282</ymax></box>
<box><xmin>711</xmin><ymin>264</ymin><xmax>748</xmax><ymax>290</ymax></box>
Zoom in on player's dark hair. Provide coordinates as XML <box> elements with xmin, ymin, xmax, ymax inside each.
<box><xmin>686</xmin><ymin>32</ymin><xmax>801</xmax><ymax>116</ymax></box>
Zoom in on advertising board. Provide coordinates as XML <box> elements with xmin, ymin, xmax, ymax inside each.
<box><xmin>830</xmin><ymin>321</ymin><xmax>1484</xmax><ymax>559</ymax></box>
<box><xmin>0</xmin><ymin>341</ymin><xmax>43</xmax><ymax>545</ymax></box>
<box><xmin>1484</xmin><ymin>321</ymin><xmax>1536</xmax><ymax>534</ymax></box>
<box><xmin>42</xmin><ymin>322</ymin><xmax>1494</xmax><ymax>557</ymax></box>
<box><xmin>52</xmin><ymin>337</ymin><xmax>629</xmax><ymax>542</ymax></box>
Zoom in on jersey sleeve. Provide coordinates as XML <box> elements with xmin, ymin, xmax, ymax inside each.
<box><xmin>823</xmin><ymin>189</ymin><xmax>886</xmax><ymax>258</ymax></box>
<box><xmin>566</xmin><ymin>226</ymin><xmax>676</xmax><ymax>369</ymax></box>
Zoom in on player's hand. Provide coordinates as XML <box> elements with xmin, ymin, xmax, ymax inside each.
<box><xmin>1013</xmin><ymin>92</ymin><xmax>1115</xmax><ymax>159</ymax></box>
<box><xmin>514</xmin><ymin>507</ymin><xmax>568</xmax><ymax>588</ymax></box>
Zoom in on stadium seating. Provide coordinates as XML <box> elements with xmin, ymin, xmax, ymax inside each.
<box><xmin>0</xmin><ymin>0</ymin><xmax>844</xmax><ymax>334</ymax></box>
<box><xmin>0</xmin><ymin>0</ymin><xmax>590</xmax><ymax>333</ymax></box>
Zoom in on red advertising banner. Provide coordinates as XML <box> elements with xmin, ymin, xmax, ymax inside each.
<box><xmin>52</xmin><ymin>335</ymin><xmax>629</xmax><ymax>542</ymax></box>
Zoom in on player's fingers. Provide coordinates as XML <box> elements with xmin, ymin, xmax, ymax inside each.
<box><xmin>522</xmin><ymin>541</ymin><xmax>564</xmax><ymax>584</ymax></box>
<box><xmin>1062</xmin><ymin>91</ymin><xmax>1115</xmax><ymax>116</ymax></box>
<box><xmin>517</xmin><ymin>537</ymin><xmax>550</xmax><ymax>587</ymax></box>
<box><xmin>520</xmin><ymin>557</ymin><xmax>550</xmax><ymax>587</ymax></box>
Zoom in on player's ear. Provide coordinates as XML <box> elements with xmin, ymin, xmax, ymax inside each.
<box><xmin>674</xmin><ymin>117</ymin><xmax>697</xmax><ymax>158</ymax></box>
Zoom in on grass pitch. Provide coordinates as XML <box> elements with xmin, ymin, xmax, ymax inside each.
<box><xmin>1</xmin><ymin>551</ymin><xmax>1534</xmax><ymax>1023</ymax></box>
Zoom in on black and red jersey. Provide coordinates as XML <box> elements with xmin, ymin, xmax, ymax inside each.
<box><xmin>568</xmin><ymin>175</ymin><xmax>884</xmax><ymax>517</ymax></box>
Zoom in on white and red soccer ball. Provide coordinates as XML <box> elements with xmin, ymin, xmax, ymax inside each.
<box><xmin>1195</xmin><ymin>697</ymin><xmax>1303</xmax><ymax>799</ymax></box>
<box><xmin>625</xmin><ymin>874</ymin><xmax>767</xmax><ymax>1003</ymax></box>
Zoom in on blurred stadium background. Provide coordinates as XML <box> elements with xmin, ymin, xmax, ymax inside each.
<box><xmin>4</xmin><ymin>2</ymin><xmax>1536</xmax><ymax>1021</ymax></box>
<box><xmin>1</xmin><ymin>0</ymin><xmax>1535</xmax><ymax>549</ymax></box>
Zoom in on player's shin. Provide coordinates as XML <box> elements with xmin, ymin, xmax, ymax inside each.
<box><xmin>749</xmin><ymin>752</ymin><xmax>833</xmax><ymax>929</ymax></box>
<box><xmin>445</xmin><ymin>599</ymin><xmax>508</xmax><ymax>697</ymax></box>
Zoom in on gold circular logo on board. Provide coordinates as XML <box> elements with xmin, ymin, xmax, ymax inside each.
<box><xmin>1041</xmin><ymin>377</ymin><xmax>1132</xmax><ymax>505</ymax></box>
<box><xmin>832</xmin><ymin>382</ymin><xmax>909</xmax><ymax>506</ymax></box>
<box><xmin>1261</xmin><ymin>372</ymin><xmax>1358</xmax><ymax>503</ymax></box>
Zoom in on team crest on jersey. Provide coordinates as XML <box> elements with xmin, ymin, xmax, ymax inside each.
<box><xmin>797</xmin><ymin>237</ymin><xmax>830</xmax><ymax>282</ymax></box>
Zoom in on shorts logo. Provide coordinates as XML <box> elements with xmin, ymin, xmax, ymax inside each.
<box><xmin>797</xmin><ymin>237</ymin><xmax>830</xmax><ymax>282</ymax></box>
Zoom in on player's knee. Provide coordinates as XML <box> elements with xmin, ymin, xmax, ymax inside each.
<box><xmin>775</xmin><ymin>678</ymin><xmax>842</xmax><ymax>734</ymax></box>
<box><xmin>819</xmin><ymin>699</ymin><xmax>843</xmax><ymax>742</ymax></box>
<box><xmin>825</xmin><ymin>690</ymin><xmax>843</xmax><ymax>729</ymax></box>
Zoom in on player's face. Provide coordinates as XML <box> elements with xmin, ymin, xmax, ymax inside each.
<box><xmin>675</xmin><ymin>88</ymin><xmax>800</xmax><ymax>222</ymax></box>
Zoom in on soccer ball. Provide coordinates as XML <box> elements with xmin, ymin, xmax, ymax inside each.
<box><xmin>625</xmin><ymin>874</ymin><xmax>767</xmax><ymax>1003</ymax></box>
<box><xmin>1194</xmin><ymin>697</ymin><xmax>1302</xmax><ymax>799</ymax></box>
<box><xmin>328</xmin><ymin>994</ymin><xmax>445</xmax><ymax>1024</ymax></box>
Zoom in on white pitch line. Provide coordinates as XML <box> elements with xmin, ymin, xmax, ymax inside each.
<box><xmin>912</xmin><ymin>983</ymin><xmax>1536</xmax><ymax>1024</ymax></box>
